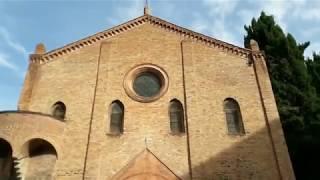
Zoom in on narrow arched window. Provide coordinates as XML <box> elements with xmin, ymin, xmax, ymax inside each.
<box><xmin>169</xmin><ymin>99</ymin><xmax>185</xmax><ymax>134</ymax></box>
<box><xmin>51</xmin><ymin>101</ymin><xmax>66</xmax><ymax>120</ymax></box>
<box><xmin>224</xmin><ymin>98</ymin><xmax>245</xmax><ymax>135</ymax></box>
<box><xmin>110</xmin><ymin>100</ymin><xmax>124</xmax><ymax>135</ymax></box>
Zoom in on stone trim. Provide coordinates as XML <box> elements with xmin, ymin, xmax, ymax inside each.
<box><xmin>30</xmin><ymin>14</ymin><xmax>263</xmax><ymax>64</ymax></box>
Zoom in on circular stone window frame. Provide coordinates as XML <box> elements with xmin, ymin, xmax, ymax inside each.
<box><xmin>124</xmin><ymin>64</ymin><xmax>169</xmax><ymax>103</ymax></box>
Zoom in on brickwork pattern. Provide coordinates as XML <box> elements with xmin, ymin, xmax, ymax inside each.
<box><xmin>0</xmin><ymin>14</ymin><xmax>295</xmax><ymax>180</ymax></box>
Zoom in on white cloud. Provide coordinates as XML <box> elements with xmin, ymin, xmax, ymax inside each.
<box><xmin>260</xmin><ymin>0</ymin><xmax>289</xmax><ymax>31</ymax></box>
<box><xmin>202</xmin><ymin>0</ymin><xmax>240</xmax><ymax>15</ymax></box>
<box><xmin>148</xmin><ymin>1</ymin><xmax>176</xmax><ymax>20</ymax></box>
<box><xmin>106</xmin><ymin>0</ymin><xmax>144</xmax><ymax>26</ymax></box>
<box><xmin>119</xmin><ymin>0</ymin><xmax>144</xmax><ymax>19</ymax></box>
<box><xmin>209</xmin><ymin>18</ymin><xmax>240</xmax><ymax>46</ymax></box>
<box><xmin>305</xmin><ymin>42</ymin><xmax>320</xmax><ymax>58</ymax></box>
<box><xmin>190</xmin><ymin>13</ymin><xmax>209</xmax><ymax>33</ymax></box>
<box><xmin>189</xmin><ymin>22</ymin><xmax>240</xmax><ymax>46</ymax></box>
<box><xmin>257</xmin><ymin>0</ymin><xmax>320</xmax><ymax>32</ymax></box>
<box><xmin>188</xmin><ymin>0</ymin><xmax>241</xmax><ymax>46</ymax></box>
<box><xmin>237</xmin><ymin>0</ymin><xmax>301</xmax><ymax>33</ymax></box>
<box><xmin>301</xmin><ymin>9</ymin><xmax>320</xmax><ymax>21</ymax></box>
<box><xmin>240</xmin><ymin>0</ymin><xmax>320</xmax><ymax>54</ymax></box>
<box><xmin>0</xmin><ymin>26</ymin><xmax>28</xmax><ymax>58</ymax></box>
<box><xmin>292</xmin><ymin>0</ymin><xmax>320</xmax><ymax>21</ymax></box>
<box><xmin>0</xmin><ymin>52</ymin><xmax>18</xmax><ymax>71</ymax></box>
<box><xmin>300</xmin><ymin>27</ymin><xmax>320</xmax><ymax>39</ymax></box>
<box><xmin>105</xmin><ymin>0</ymin><xmax>319</xmax><ymax>54</ymax></box>
<box><xmin>237</xmin><ymin>9</ymin><xmax>260</xmax><ymax>24</ymax></box>
<box><xmin>237</xmin><ymin>0</ymin><xmax>309</xmax><ymax>33</ymax></box>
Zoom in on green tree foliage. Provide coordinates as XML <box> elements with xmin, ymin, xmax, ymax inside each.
<box><xmin>307</xmin><ymin>53</ymin><xmax>320</xmax><ymax>96</ymax></box>
<box><xmin>244</xmin><ymin>12</ymin><xmax>320</xmax><ymax>179</ymax></box>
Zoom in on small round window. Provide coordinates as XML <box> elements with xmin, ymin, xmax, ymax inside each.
<box><xmin>124</xmin><ymin>64</ymin><xmax>168</xmax><ymax>103</ymax></box>
<box><xmin>133</xmin><ymin>72</ymin><xmax>162</xmax><ymax>97</ymax></box>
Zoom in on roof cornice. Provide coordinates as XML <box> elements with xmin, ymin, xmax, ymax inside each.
<box><xmin>30</xmin><ymin>14</ymin><xmax>257</xmax><ymax>64</ymax></box>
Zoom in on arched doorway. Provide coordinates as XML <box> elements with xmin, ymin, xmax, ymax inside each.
<box><xmin>0</xmin><ymin>138</ymin><xmax>13</xmax><ymax>180</ymax></box>
<box><xmin>24</xmin><ymin>139</ymin><xmax>57</xmax><ymax>180</ymax></box>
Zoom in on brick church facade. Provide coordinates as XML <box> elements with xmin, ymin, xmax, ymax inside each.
<box><xmin>0</xmin><ymin>7</ymin><xmax>295</xmax><ymax>180</ymax></box>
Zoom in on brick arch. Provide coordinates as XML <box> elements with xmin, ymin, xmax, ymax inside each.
<box><xmin>20</xmin><ymin>136</ymin><xmax>61</xmax><ymax>159</ymax></box>
<box><xmin>0</xmin><ymin>112</ymin><xmax>65</xmax><ymax>179</ymax></box>
<box><xmin>21</xmin><ymin>138</ymin><xmax>58</xmax><ymax>180</ymax></box>
<box><xmin>20</xmin><ymin>138</ymin><xmax>58</xmax><ymax>159</ymax></box>
<box><xmin>0</xmin><ymin>112</ymin><xmax>65</xmax><ymax>158</ymax></box>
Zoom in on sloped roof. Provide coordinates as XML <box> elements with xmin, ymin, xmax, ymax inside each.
<box><xmin>30</xmin><ymin>14</ymin><xmax>254</xmax><ymax>64</ymax></box>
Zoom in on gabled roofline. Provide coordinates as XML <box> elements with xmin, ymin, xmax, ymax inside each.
<box><xmin>30</xmin><ymin>14</ymin><xmax>258</xmax><ymax>64</ymax></box>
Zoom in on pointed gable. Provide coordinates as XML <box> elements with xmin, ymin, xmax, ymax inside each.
<box><xmin>30</xmin><ymin>14</ymin><xmax>255</xmax><ymax>64</ymax></box>
<box><xmin>111</xmin><ymin>149</ymin><xmax>181</xmax><ymax>180</ymax></box>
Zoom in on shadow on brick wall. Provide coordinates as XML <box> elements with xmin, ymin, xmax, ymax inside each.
<box><xmin>182</xmin><ymin>120</ymin><xmax>293</xmax><ymax>180</ymax></box>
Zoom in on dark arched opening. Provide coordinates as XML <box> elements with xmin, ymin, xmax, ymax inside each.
<box><xmin>169</xmin><ymin>99</ymin><xmax>185</xmax><ymax>134</ymax></box>
<box><xmin>25</xmin><ymin>139</ymin><xmax>57</xmax><ymax>180</ymax></box>
<box><xmin>51</xmin><ymin>101</ymin><xmax>66</xmax><ymax>120</ymax></box>
<box><xmin>0</xmin><ymin>139</ymin><xmax>12</xmax><ymax>180</ymax></box>
<box><xmin>109</xmin><ymin>100</ymin><xmax>124</xmax><ymax>135</ymax></box>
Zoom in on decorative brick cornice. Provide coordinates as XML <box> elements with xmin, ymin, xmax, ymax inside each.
<box><xmin>252</xmin><ymin>51</ymin><xmax>265</xmax><ymax>59</ymax></box>
<box><xmin>147</xmin><ymin>15</ymin><xmax>252</xmax><ymax>58</ymax></box>
<box><xmin>30</xmin><ymin>14</ymin><xmax>256</xmax><ymax>64</ymax></box>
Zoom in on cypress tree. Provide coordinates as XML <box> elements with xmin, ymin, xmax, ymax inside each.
<box><xmin>244</xmin><ymin>12</ymin><xmax>320</xmax><ymax>179</ymax></box>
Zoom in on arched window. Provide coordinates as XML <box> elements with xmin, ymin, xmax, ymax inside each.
<box><xmin>52</xmin><ymin>101</ymin><xmax>66</xmax><ymax>120</ymax></box>
<box><xmin>110</xmin><ymin>100</ymin><xmax>124</xmax><ymax>135</ymax></box>
<box><xmin>224</xmin><ymin>98</ymin><xmax>245</xmax><ymax>135</ymax></box>
<box><xmin>169</xmin><ymin>99</ymin><xmax>185</xmax><ymax>134</ymax></box>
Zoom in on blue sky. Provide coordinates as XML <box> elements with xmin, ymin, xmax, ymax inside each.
<box><xmin>0</xmin><ymin>0</ymin><xmax>319</xmax><ymax>110</ymax></box>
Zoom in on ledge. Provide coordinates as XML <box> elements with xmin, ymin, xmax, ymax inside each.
<box><xmin>0</xmin><ymin>110</ymin><xmax>66</xmax><ymax>123</ymax></box>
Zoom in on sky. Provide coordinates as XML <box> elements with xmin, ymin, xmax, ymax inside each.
<box><xmin>0</xmin><ymin>0</ymin><xmax>319</xmax><ymax>110</ymax></box>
